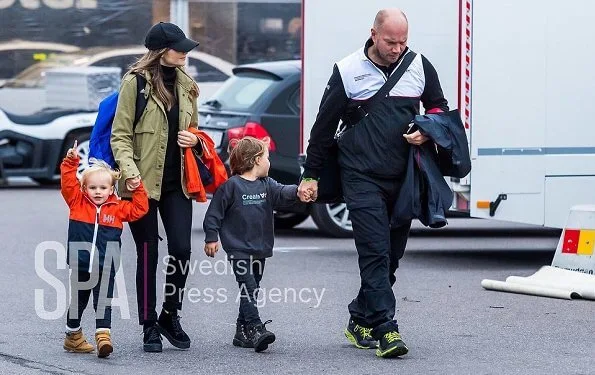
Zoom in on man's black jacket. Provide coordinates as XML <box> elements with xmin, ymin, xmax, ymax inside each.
<box><xmin>302</xmin><ymin>41</ymin><xmax>448</xmax><ymax>180</ymax></box>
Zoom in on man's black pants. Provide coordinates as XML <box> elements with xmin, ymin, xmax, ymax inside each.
<box><xmin>341</xmin><ymin>168</ymin><xmax>412</xmax><ymax>338</ymax></box>
<box><xmin>129</xmin><ymin>188</ymin><xmax>193</xmax><ymax>325</ymax></box>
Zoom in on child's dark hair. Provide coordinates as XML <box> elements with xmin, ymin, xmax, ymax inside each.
<box><xmin>228</xmin><ymin>136</ymin><xmax>268</xmax><ymax>175</ymax></box>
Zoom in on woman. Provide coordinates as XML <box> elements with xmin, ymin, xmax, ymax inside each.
<box><xmin>111</xmin><ymin>22</ymin><xmax>201</xmax><ymax>353</ymax></box>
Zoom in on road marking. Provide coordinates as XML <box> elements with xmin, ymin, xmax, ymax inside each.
<box><xmin>274</xmin><ymin>246</ymin><xmax>322</xmax><ymax>252</ymax></box>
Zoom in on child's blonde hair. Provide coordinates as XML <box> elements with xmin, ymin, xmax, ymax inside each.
<box><xmin>228</xmin><ymin>137</ymin><xmax>269</xmax><ymax>175</ymax></box>
<box><xmin>80</xmin><ymin>158</ymin><xmax>121</xmax><ymax>187</ymax></box>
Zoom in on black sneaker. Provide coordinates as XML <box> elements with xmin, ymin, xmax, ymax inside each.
<box><xmin>344</xmin><ymin>319</ymin><xmax>377</xmax><ymax>349</ymax></box>
<box><xmin>232</xmin><ymin>322</ymin><xmax>254</xmax><ymax>348</ymax></box>
<box><xmin>247</xmin><ymin>320</ymin><xmax>275</xmax><ymax>352</ymax></box>
<box><xmin>156</xmin><ymin>310</ymin><xmax>191</xmax><ymax>349</ymax></box>
<box><xmin>143</xmin><ymin>325</ymin><xmax>162</xmax><ymax>353</ymax></box>
<box><xmin>375</xmin><ymin>330</ymin><xmax>408</xmax><ymax>358</ymax></box>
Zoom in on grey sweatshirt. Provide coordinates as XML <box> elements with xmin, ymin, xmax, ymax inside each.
<box><xmin>203</xmin><ymin>175</ymin><xmax>299</xmax><ymax>259</ymax></box>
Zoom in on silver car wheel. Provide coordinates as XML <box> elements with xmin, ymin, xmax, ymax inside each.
<box><xmin>76</xmin><ymin>139</ymin><xmax>91</xmax><ymax>180</ymax></box>
<box><xmin>325</xmin><ymin>202</ymin><xmax>352</xmax><ymax>231</ymax></box>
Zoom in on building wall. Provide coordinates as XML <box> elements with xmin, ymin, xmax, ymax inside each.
<box><xmin>0</xmin><ymin>0</ymin><xmax>153</xmax><ymax>47</ymax></box>
<box><xmin>153</xmin><ymin>0</ymin><xmax>170</xmax><ymax>23</ymax></box>
<box><xmin>189</xmin><ymin>2</ymin><xmax>238</xmax><ymax>63</ymax></box>
<box><xmin>236</xmin><ymin>2</ymin><xmax>300</xmax><ymax>64</ymax></box>
<box><xmin>187</xmin><ymin>1</ymin><xmax>301</xmax><ymax>64</ymax></box>
<box><xmin>0</xmin><ymin>0</ymin><xmax>300</xmax><ymax>78</ymax></box>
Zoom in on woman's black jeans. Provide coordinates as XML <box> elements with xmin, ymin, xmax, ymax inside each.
<box><xmin>129</xmin><ymin>188</ymin><xmax>193</xmax><ymax>325</ymax></box>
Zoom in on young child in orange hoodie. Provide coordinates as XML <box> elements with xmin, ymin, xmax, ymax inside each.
<box><xmin>61</xmin><ymin>140</ymin><xmax>148</xmax><ymax>358</ymax></box>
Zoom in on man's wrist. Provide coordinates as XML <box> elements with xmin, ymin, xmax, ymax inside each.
<box><xmin>302</xmin><ymin>167</ymin><xmax>319</xmax><ymax>180</ymax></box>
<box><xmin>302</xmin><ymin>177</ymin><xmax>319</xmax><ymax>182</ymax></box>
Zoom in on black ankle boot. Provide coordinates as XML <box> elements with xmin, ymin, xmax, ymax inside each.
<box><xmin>232</xmin><ymin>322</ymin><xmax>254</xmax><ymax>348</ymax></box>
<box><xmin>143</xmin><ymin>324</ymin><xmax>162</xmax><ymax>353</ymax></box>
<box><xmin>247</xmin><ymin>320</ymin><xmax>275</xmax><ymax>352</ymax></box>
<box><xmin>156</xmin><ymin>309</ymin><xmax>191</xmax><ymax>349</ymax></box>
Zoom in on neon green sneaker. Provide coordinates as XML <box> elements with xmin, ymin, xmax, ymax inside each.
<box><xmin>376</xmin><ymin>331</ymin><xmax>408</xmax><ymax>358</ymax></box>
<box><xmin>344</xmin><ymin>319</ymin><xmax>378</xmax><ymax>349</ymax></box>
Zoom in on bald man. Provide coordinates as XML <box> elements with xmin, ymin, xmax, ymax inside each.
<box><xmin>299</xmin><ymin>9</ymin><xmax>448</xmax><ymax>358</ymax></box>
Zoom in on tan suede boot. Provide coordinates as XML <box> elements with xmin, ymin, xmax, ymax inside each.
<box><xmin>63</xmin><ymin>329</ymin><xmax>94</xmax><ymax>353</ymax></box>
<box><xmin>95</xmin><ymin>330</ymin><xmax>113</xmax><ymax>358</ymax></box>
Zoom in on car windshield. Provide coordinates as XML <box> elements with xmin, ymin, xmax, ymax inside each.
<box><xmin>207</xmin><ymin>72</ymin><xmax>276</xmax><ymax>111</ymax></box>
<box><xmin>2</xmin><ymin>55</ymin><xmax>83</xmax><ymax>88</ymax></box>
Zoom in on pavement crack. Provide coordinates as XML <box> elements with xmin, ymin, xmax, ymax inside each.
<box><xmin>402</xmin><ymin>296</ymin><xmax>421</xmax><ymax>303</ymax></box>
<box><xmin>0</xmin><ymin>352</ymin><xmax>83</xmax><ymax>375</ymax></box>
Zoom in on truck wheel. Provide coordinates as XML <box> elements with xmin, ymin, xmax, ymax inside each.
<box><xmin>274</xmin><ymin>212</ymin><xmax>309</xmax><ymax>229</ymax></box>
<box><xmin>310</xmin><ymin>202</ymin><xmax>353</xmax><ymax>238</ymax></box>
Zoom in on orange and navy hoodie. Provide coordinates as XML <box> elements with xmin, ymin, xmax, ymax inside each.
<box><xmin>61</xmin><ymin>157</ymin><xmax>149</xmax><ymax>272</ymax></box>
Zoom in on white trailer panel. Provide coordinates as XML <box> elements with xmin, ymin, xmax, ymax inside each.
<box><xmin>469</xmin><ymin>0</ymin><xmax>595</xmax><ymax>227</ymax></box>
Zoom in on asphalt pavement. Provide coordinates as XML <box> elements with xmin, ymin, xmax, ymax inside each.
<box><xmin>0</xmin><ymin>185</ymin><xmax>592</xmax><ymax>375</ymax></box>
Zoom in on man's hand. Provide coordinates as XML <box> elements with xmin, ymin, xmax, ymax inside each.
<box><xmin>298</xmin><ymin>179</ymin><xmax>318</xmax><ymax>202</ymax></box>
<box><xmin>204</xmin><ymin>242</ymin><xmax>219</xmax><ymax>257</ymax></box>
<box><xmin>126</xmin><ymin>176</ymin><xmax>141</xmax><ymax>191</ymax></box>
<box><xmin>66</xmin><ymin>140</ymin><xmax>78</xmax><ymax>159</ymax></box>
<box><xmin>403</xmin><ymin>130</ymin><xmax>429</xmax><ymax>145</ymax></box>
<box><xmin>178</xmin><ymin>130</ymin><xmax>199</xmax><ymax>148</ymax></box>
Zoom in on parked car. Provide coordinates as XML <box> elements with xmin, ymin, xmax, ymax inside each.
<box><xmin>198</xmin><ymin>60</ymin><xmax>352</xmax><ymax>237</ymax></box>
<box><xmin>0</xmin><ymin>49</ymin><xmax>234</xmax><ymax>185</ymax></box>
<box><xmin>0</xmin><ymin>107</ymin><xmax>96</xmax><ymax>185</ymax></box>
<box><xmin>0</xmin><ymin>39</ymin><xmax>80</xmax><ymax>86</ymax></box>
<box><xmin>0</xmin><ymin>46</ymin><xmax>233</xmax><ymax>102</ymax></box>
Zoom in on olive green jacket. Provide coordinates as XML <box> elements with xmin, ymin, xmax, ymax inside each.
<box><xmin>111</xmin><ymin>68</ymin><xmax>199</xmax><ymax>201</ymax></box>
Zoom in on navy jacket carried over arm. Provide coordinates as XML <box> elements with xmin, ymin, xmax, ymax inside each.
<box><xmin>414</xmin><ymin>110</ymin><xmax>471</xmax><ymax>178</ymax></box>
<box><xmin>391</xmin><ymin>110</ymin><xmax>471</xmax><ymax>228</ymax></box>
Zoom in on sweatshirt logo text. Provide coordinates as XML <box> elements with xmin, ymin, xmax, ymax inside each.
<box><xmin>242</xmin><ymin>192</ymin><xmax>267</xmax><ymax>205</ymax></box>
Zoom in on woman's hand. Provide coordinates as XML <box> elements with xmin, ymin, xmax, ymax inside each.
<box><xmin>126</xmin><ymin>176</ymin><xmax>141</xmax><ymax>191</ymax></box>
<box><xmin>178</xmin><ymin>130</ymin><xmax>199</xmax><ymax>148</ymax></box>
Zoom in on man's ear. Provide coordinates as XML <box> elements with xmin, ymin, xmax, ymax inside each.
<box><xmin>371</xmin><ymin>27</ymin><xmax>377</xmax><ymax>40</ymax></box>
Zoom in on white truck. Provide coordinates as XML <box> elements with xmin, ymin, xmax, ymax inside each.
<box><xmin>302</xmin><ymin>0</ymin><xmax>595</xmax><ymax>230</ymax></box>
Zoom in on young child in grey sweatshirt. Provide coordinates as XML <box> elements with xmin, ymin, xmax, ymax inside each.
<box><xmin>203</xmin><ymin>136</ymin><xmax>310</xmax><ymax>353</ymax></box>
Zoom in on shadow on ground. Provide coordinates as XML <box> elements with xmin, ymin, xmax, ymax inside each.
<box><xmin>404</xmin><ymin>249</ymin><xmax>555</xmax><ymax>270</ymax></box>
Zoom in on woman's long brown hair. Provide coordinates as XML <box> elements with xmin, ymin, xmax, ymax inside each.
<box><xmin>128</xmin><ymin>49</ymin><xmax>176</xmax><ymax>110</ymax></box>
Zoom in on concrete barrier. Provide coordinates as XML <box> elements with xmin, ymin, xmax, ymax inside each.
<box><xmin>481</xmin><ymin>205</ymin><xmax>595</xmax><ymax>300</ymax></box>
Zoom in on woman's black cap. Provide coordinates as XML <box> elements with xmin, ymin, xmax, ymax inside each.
<box><xmin>144</xmin><ymin>22</ymin><xmax>199</xmax><ymax>52</ymax></box>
